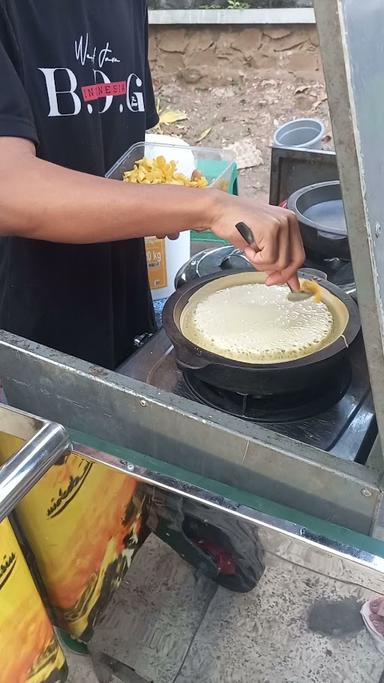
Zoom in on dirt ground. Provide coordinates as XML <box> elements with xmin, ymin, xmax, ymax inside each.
<box><xmin>151</xmin><ymin>70</ymin><xmax>331</xmax><ymax>200</ymax></box>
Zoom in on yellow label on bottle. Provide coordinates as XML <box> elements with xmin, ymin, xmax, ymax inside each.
<box><xmin>0</xmin><ymin>518</ymin><xmax>67</xmax><ymax>683</ymax></box>
<box><xmin>145</xmin><ymin>237</ymin><xmax>168</xmax><ymax>290</ymax></box>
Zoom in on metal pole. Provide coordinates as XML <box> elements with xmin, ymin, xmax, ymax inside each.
<box><xmin>314</xmin><ymin>0</ymin><xmax>384</xmax><ymax>457</ymax></box>
<box><xmin>0</xmin><ymin>422</ymin><xmax>71</xmax><ymax>522</ymax></box>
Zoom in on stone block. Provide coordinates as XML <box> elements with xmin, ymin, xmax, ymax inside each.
<box><xmin>215</xmin><ymin>29</ymin><xmax>236</xmax><ymax>54</ymax></box>
<box><xmin>309</xmin><ymin>27</ymin><xmax>320</xmax><ymax>47</ymax></box>
<box><xmin>236</xmin><ymin>27</ymin><xmax>263</xmax><ymax>56</ymax></box>
<box><xmin>158</xmin><ymin>51</ymin><xmax>184</xmax><ymax>74</ymax></box>
<box><xmin>185</xmin><ymin>28</ymin><xmax>215</xmax><ymax>54</ymax></box>
<box><xmin>189</xmin><ymin>46</ymin><xmax>218</xmax><ymax>68</ymax></box>
<box><xmin>271</xmin><ymin>30</ymin><xmax>310</xmax><ymax>52</ymax></box>
<box><xmin>286</xmin><ymin>50</ymin><xmax>320</xmax><ymax>75</ymax></box>
<box><xmin>148</xmin><ymin>33</ymin><xmax>158</xmax><ymax>63</ymax></box>
<box><xmin>157</xmin><ymin>28</ymin><xmax>187</xmax><ymax>53</ymax></box>
<box><xmin>263</xmin><ymin>26</ymin><xmax>292</xmax><ymax>40</ymax></box>
<box><xmin>179</xmin><ymin>67</ymin><xmax>203</xmax><ymax>84</ymax></box>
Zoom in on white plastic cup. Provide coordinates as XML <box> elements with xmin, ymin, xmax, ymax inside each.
<box><xmin>273</xmin><ymin>118</ymin><xmax>325</xmax><ymax>150</ymax></box>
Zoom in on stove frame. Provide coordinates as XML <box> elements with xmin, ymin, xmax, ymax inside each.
<box><xmin>0</xmin><ymin>323</ymin><xmax>380</xmax><ymax>536</ymax></box>
<box><xmin>120</xmin><ymin>328</ymin><xmax>376</xmax><ymax>463</ymax></box>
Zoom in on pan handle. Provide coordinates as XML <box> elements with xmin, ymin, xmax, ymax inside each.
<box><xmin>175</xmin><ymin>346</ymin><xmax>210</xmax><ymax>372</ymax></box>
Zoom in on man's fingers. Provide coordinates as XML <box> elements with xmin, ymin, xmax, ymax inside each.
<box><xmin>155</xmin><ymin>232</ymin><xmax>180</xmax><ymax>240</ymax></box>
<box><xmin>264</xmin><ymin>213</ymin><xmax>304</xmax><ymax>287</ymax></box>
<box><xmin>250</xmin><ymin>243</ymin><xmax>279</xmax><ymax>271</ymax></box>
<box><xmin>287</xmin><ymin>211</ymin><xmax>305</xmax><ymax>269</ymax></box>
<box><xmin>265</xmin><ymin>268</ymin><xmax>301</xmax><ymax>289</ymax></box>
<box><xmin>243</xmin><ymin>244</ymin><xmax>261</xmax><ymax>265</ymax></box>
<box><xmin>262</xmin><ymin>221</ymin><xmax>280</xmax><ymax>264</ymax></box>
<box><xmin>287</xmin><ymin>273</ymin><xmax>301</xmax><ymax>291</ymax></box>
<box><xmin>265</xmin><ymin>271</ymin><xmax>284</xmax><ymax>286</ymax></box>
<box><xmin>228</xmin><ymin>206</ymin><xmax>305</xmax><ymax>288</ymax></box>
<box><xmin>250</xmin><ymin>219</ymin><xmax>290</xmax><ymax>273</ymax></box>
<box><xmin>276</xmin><ymin>218</ymin><xmax>290</xmax><ymax>272</ymax></box>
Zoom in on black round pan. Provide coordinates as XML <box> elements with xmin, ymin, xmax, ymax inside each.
<box><xmin>163</xmin><ymin>271</ymin><xmax>360</xmax><ymax>398</ymax></box>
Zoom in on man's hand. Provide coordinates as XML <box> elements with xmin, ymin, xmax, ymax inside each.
<box><xmin>208</xmin><ymin>194</ymin><xmax>305</xmax><ymax>291</ymax></box>
<box><xmin>152</xmin><ymin>194</ymin><xmax>304</xmax><ymax>289</ymax></box>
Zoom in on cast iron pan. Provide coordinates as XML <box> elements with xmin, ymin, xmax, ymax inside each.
<box><xmin>163</xmin><ymin>271</ymin><xmax>360</xmax><ymax>398</ymax></box>
<box><xmin>288</xmin><ymin>180</ymin><xmax>351</xmax><ymax>261</ymax></box>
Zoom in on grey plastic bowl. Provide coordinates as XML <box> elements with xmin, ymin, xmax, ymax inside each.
<box><xmin>273</xmin><ymin>118</ymin><xmax>325</xmax><ymax>150</ymax></box>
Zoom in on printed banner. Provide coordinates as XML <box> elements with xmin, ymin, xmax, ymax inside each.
<box><xmin>0</xmin><ymin>433</ymin><xmax>149</xmax><ymax>641</ymax></box>
<box><xmin>0</xmin><ymin>518</ymin><xmax>67</xmax><ymax>683</ymax></box>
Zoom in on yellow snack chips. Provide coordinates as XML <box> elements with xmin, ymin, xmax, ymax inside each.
<box><xmin>123</xmin><ymin>156</ymin><xmax>209</xmax><ymax>188</ymax></box>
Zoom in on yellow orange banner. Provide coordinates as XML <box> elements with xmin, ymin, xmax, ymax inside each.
<box><xmin>0</xmin><ymin>518</ymin><xmax>67</xmax><ymax>683</ymax></box>
<box><xmin>0</xmin><ymin>433</ymin><xmax>149</xmax><ymax>641</ymax></box>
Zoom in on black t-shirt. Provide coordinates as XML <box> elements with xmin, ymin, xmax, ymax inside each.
<box><xmin>0</xmin><ymin>0</ymin><xmax>159</xmax><ymax>369</ymax></box>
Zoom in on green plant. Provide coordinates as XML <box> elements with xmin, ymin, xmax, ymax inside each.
<box><xmin>227</xmin><ymin>0</ymin><xmax>250</xmax><ymax>7</ymax></box>
<box><xmin>200</xmin><ymin>1</ymin><xmax>250</xmax><ymax>8</ymax></box>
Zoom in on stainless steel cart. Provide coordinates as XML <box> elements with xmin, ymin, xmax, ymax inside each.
<box><xmin>2</xmin><ymin>1</ymin><xmax>384</xmax><ymax>681</ymax></box>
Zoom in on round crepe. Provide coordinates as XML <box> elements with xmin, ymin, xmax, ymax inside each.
<box><xmin>182</xmin><ymin>282</ymin><xmax>333</xmax><ymax>363</ymax></box>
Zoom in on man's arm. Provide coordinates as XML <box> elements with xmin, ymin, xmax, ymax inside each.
<box><xmin>0</xmin><ymin>137</ymin><xmax>305</xmax><ymax>288</ymax></box>
<box><xmin>0</xmin><ymin>138</ymin><xmax>215</xmax><ymax>242</ymax></box>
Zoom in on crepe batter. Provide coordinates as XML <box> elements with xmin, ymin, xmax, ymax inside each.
<box><xmin>182</xmin><ymin>283</ymin><xmax>333</xmax><ymax>363</ymax></box>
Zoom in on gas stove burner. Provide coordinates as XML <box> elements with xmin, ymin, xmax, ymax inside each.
<box><xmin>119</xmin><ymin>329</ymin><xmax>376</xmax><ymax>461</ymax></box>
<box><xmin>174</xmin><ymin>246</ymin><xmax>251</xmax><ymax>289</ymax></box>
<box><xmin>305</xmin><ymin>252</ymin><xmax>355</xmax><ymax>298</ymax></box>
<box><xmin>184</xmin><ymin>363</ymin><xmax>352</xmax><ymax>423</ymax></box>
<box><xmin>220</xmin><ymin>249</ymin><xmax>250</xmax><ymax>270</ymax></box>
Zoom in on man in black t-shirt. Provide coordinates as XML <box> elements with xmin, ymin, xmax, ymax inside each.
<box><xmin>0</xmin><ymin>0</ymin><xmax>304</xmax><ymax>369</ymax></box>
<box><xmin>0</xmin><ymin>2</ymin><xmax>301</xmax><ymax>653</ymax></box>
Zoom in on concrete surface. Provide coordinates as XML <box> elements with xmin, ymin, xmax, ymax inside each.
<box><xmin>84</xmin><ymin>535</ymin><xmax>384</xmax><ymax>683</ymax></box>
<box><xmin>65</xmin><ymin>649</ymin><xmax>99</xmax><ymax>683</ymax></box>
<box><xmin>149</xmin><ymin>26</ymin><xmax>329</xmax><ymax>203</ymax></box>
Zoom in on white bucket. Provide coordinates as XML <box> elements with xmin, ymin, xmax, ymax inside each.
<box><xmin>273</xmin><ymin>118</ymin><xmax>325</xmax><ymax>150</ymax></box>
<box><xmin>144</xmin><ymin>133</ymin><xmax>192</xmax><ymax>301</ymax></box>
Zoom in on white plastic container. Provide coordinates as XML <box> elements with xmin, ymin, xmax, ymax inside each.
<box><xmin>142</xmin><ymin>232</ymin><xmax>190</xmax><ymax>301</ymax></box>
<box><xmin>273</xmin><ymin>118</ymin><xmax>325</xmax><ymax>150</ymax></box>
<box><xmin>361</xmin><ymin>601</ymin><xmax>384</xmax><ymax>655</ymax></box>
<box><xmin>107</xmin><ymin>138</ymin><xmax>235</xmax><ymax>301</ymax></box>
<box><xmin>142</xmin><ymin>134</ymin><xmax>193</xmax><ymax>300</ymax></box>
